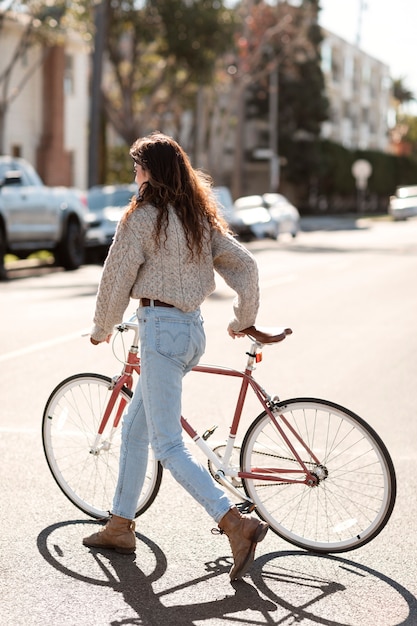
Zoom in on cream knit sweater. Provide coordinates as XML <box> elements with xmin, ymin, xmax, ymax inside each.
<box><xmin>91</xmin><ymin>203</ymin><xmax>259</xmax><ymax>342</ymax></box>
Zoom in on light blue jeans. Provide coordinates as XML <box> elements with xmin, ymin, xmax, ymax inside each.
<box><xmin>112</xmin><ymin>304</ymin><xmax>233</xmax><ymax>523</ymax></box>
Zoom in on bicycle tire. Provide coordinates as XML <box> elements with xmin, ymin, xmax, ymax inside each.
<box><xmin>42</xmin><ymin>373</ymin><xmax>163</xmax><ymax>519</ymax></box>
<box><xmin>240</xmin><ymin>397</ymin><xmax>396</xmax><ymax>553</ymax></box>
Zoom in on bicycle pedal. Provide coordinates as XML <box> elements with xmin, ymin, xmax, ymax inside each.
<box><xmin>236</xmin><ymin>501</ymin><xmax>256</xmax><ymax>514</ymax></box>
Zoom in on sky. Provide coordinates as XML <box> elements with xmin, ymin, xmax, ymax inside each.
<box><xmin>319</xmin><ymin>0</ymin><xmax>417</xmax><ymax>113</ymax></box>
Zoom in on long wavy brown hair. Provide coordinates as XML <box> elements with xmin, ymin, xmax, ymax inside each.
<box><xmin>124</xmin><ymin>131</ymin><xmax>229</xmax><ymax>257</ymax></box>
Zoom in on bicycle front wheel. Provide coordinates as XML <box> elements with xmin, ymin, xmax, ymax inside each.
<box><xmin>42</xmin><ymin>373</ymin><xmax>162</xmax><ymax>519</ymax></box>
<box><xmin>240</xmin><ymin>398</ymin><xmax>396</xmax><ymax>553</ymax></box>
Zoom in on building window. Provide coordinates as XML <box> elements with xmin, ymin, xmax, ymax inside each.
<box><xmin>64</xmin><ymin>55</ymin><xmax>74</xmax><ymax>95</ymax></box>
<box><xmin>344</xmin><ymin>55</ymin><xmax>353</xmax><ymax>80</ymax></box>
<box><xmin>362</xmin><ymin>107</ymin><xmax>369</xmax><ymax>124</ymax></box>
<box><xmin>352</xmin><ymin>58</ymin><xmax>361</xmax><ymax>90</ymax></box>
<box><xmin>342</xmin><ymin>101</ymin><xmax>350</xmax><ymax>119</ymax></box>
<box><xmin>321</xmin><ymin>41</ymin><xmax>332</xmax><ymax>74</ymax></box>
<box><xmin>331</xmin><ymin>52</ymin><xmax>342</xmax><ymax>83</ymax></box>
<box><xmin>362</xmin><ymin>62</ymin><xmax>371</xmax><ymax>84</ymax></box>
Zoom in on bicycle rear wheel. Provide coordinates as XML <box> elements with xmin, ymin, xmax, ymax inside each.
<box><xmin>240</xmin><ymin>397</ymin><xmax>396</xmax><ymax>553</ymax></box>
<box><xmin>42</xmin><ymin>373</ymin><xmax>162</xmax><ymax>519</ymax></box>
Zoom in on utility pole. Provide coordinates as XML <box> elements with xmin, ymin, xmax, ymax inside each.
<box><xmin>88</xmin><ymin>0</ymin><xmax>107</xmax><ymax>188</ymax></box>
<box><xmin>356</xmin><ymin>0</ymin><xmax>368</xmax><ymax>47</ymax></box>
<box><xmin>231</xmin><ymin>0</ymin><xmax>253</xmax><ymax>199</ymax></box>
<box><xmin>269</xmin><ymin>62</ymin><xmax>280</xmax><ymax>192</ymax></box>
<box><xmin>269</xmin><ymin>0</ymin><xmax>281</xmax><ymax>192</ymax></box>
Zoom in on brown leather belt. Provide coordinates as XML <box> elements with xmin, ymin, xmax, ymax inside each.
<box><xmin>140</xmin><ymin>298</ymin><xmax>174</xmax><ymax>308</ymax></box>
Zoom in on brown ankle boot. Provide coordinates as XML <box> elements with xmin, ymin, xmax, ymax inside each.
<box><xmin>83</xmin><ymin>514</ymin><xmax>136</xmax><ymax>554</ymax></box>
<box><xmin>218</xmin><ymin>507</ymin><xmax>268</xmax><ymax>580</ymax></box>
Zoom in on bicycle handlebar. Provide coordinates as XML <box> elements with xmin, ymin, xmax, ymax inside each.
<box><xmin>116</xmin><ymin>315</ymin><xmax>292</xmax><ymax>346</ymax></box>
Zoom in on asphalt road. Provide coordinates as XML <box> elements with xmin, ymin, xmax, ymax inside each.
<box><xmin>1</xmin><ymin>216</ymin><xmax>417</xmax><ymax>626</ymax></box>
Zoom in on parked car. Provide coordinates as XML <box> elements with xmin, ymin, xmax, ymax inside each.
<box><xmin>388</xmin><ymin>185</ymin><xmax>417</xmax><ymax>220</ymax></box>
<box><xmin>262</xmin><ymin>193</ymin><xmax>300</xmax><ymax>237</ymax></box>
<box><xmin>213</xmin><ymin>188</ymin><xmax>300</xmax><ymax>241</ymax></box>
<box><xmin>0</xmin><ymin>156</ymin><xmax>88</xmax><ymax>279</ymax></box>
<box><xmin>213</xmin><ymin>186</ymin><xmax>233</xmax><ymax>221</ymax></box>
<box><xmin>85</xmin><ymin>184</ymin><xmax>137</xmax><ymax>262</ymax></box>
<box><xmin>213</xmin><ymin>187</ymin><xmax>271</xmax><ymax>240</ymax></box>
<box><xmin>233</xmin><ymin>195</ymin><xmax>280</xmax><ymax>240</ymax></box>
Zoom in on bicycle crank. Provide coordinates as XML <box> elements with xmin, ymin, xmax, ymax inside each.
<box><xmin>207</xmin><ymin>445</ymin><xmax>243</xmax><ymax>488</ymax></box>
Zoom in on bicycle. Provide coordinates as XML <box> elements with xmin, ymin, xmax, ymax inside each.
<box><xmin>42</xmin><ymin>314</ymin><xmax>396</xmax><ymax>554</ymax></box>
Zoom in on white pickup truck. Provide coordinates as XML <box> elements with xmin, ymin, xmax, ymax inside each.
<box><xmin>0</xmin><ymin>156</ymin><xmax>88</xmax><ymax>279</ymax></box>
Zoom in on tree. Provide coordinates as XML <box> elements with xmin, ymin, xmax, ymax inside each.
<box><xmin>98</xmin><ymin>0</ymin><xmax>235</xmax><ymax>155</ymax></box>
<box><xmin>390</xmin><ymin>77</ymin><xmax>416</xmax><ymax>157</ymax></box>
<box><xmin>232</xmin><ymin>0</ymin><xmax>328</xmax><ymax>195</ymax></box>
<box><xmin>392</xmin><ymin>77</ymin><xmax>415</xmax><ymax>106</ymax></box>
<box><xmin>202</xmin><ymin>0</ymin><xmax>327</xmax><ymax>196</ymax></box>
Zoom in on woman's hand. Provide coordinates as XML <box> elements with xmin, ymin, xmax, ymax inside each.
<box><xmin>90</xmin><ymin>334</ymin><xmax>112</xmax><ymax>345</ymax></box>
<box><xmin>228</xmin><ymin>328</ymin><xmax>246</xmax><ymax>339</ymax></box>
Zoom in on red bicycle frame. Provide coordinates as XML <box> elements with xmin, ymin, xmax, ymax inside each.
<box><xmin>95</xmin><ymin>328</ymin><xmax>321</xmax><ymax>491</ymax></box>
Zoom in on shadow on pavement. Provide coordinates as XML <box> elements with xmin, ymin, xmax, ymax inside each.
<box><xmin>37</xmin><ymin>520</ymin><xmax>417</xmax><ymax>626</ymax></box>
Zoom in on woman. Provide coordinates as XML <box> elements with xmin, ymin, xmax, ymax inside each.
<box><xmin>83</xmin><ymin>132</ymin><xmax>268</xmax><ymax>580</ymax></box>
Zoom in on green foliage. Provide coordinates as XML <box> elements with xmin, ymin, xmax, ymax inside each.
<box><xmin>241</xmin><ymin>1</ymin><xmax>329</xmax><ymax>186</ymax></box>
<box><xmin>101</xmin><ymin>0</ymin><xmax>236</xmax><ymax>146</ymax></box>
<box><xmin>317</xmin><ymin>140</ymin><xmax>417</xmax><ymax>199</ymax></box>
<box><xmin>395</xmin><ymin>114</ymin><xmax>417</xmax><ymax>158</ymax></box>
<box><xmin>392</xmin><ymin>78</ymin><xmax>415</xmax><ymax>104</ymax></box>
<box><xmin>317</xmin><ymin>141</ymin><xmax>356</xmax><ymax>195</ymax></box>
<box><xmin>151</xmin><ymin>0</ymin><xmax>236</xmax><ymax>83</ymax></box>
<box><xmin>106</xmin><ymin>145</ymin><xmax>135</xmax><ymax>184</ymax></box>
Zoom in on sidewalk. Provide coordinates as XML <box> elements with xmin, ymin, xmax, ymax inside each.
<box><xmin>300</xmin><ymin>213</ymin><xmax>385</xmax><ymax>232</ymax></box>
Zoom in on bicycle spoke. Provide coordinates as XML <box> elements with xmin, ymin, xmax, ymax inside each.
<box><xmin>240</xmin><ymin>398</ymin><xmax>396</xmax><ymax>553</ymax></box>
<box><xmin>42</xmin><ymin>374</ymin><xmax>162</xmax><ymax>519</ymax></box>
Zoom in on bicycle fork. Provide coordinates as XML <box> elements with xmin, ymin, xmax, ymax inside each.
<box><xmin>89</xmin><ymin>374</ymin><xmax>133</xmax><ymax>455</ymax></box>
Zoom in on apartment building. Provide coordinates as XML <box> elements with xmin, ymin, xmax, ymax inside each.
<box><xmin>0</xmin><ymin>14</ymin><xmax>89</xmax><ymax>189</ymax></box>
<box><xmin>320</xmin><ymin>29</ymin><xmax>391</xmax><ymax>152</ymax></box>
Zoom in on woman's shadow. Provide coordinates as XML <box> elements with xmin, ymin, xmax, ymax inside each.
<box><xmin>37</xmin><ymin>520</ymin><xmax>417</xmax><ymax>626</ymax></box>
<box><xmin>37</xmin><ymin>520</ymin><xmax>276</xmax><ymax>626</ymax></box>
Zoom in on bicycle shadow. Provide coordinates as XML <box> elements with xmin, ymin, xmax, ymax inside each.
<box><xmin>251</xmin><ymin>550</ymin><xmax>417</xmax><ymax>626</ymax></box>
<box><xmin>37</xmin><ymin>520</ymin><xmax>417</xmax><ymax>626</ymax></box>
<box><xmin>37</xmin><ymin>520</ymin><xmax>275</xmax><ymax>626</ymax></box>
<box><xmin>111</xmin><ymin>555</ymin><xmax>276</xmax><ymax>625</ymax></box>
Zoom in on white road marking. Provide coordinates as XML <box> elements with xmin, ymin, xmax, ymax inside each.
<box><xmin>0</xmin><ymin>427</ymin><xmax>37</xmax><ymax>434</ymax></box>
<box><xmin>0</xmin><ymin>329</ymin><xmax>90</xmax><ymax>363</ymax></box>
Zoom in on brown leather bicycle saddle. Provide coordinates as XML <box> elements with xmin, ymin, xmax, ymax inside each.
<box><xmin>242</xmin><ymin>326</ymin><xmax>293</xmax><ymax>344</ymax></box>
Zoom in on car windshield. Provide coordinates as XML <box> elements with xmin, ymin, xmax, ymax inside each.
<box><xmin>88</xmin><ymin>189</ymin><xmax>135</xmax><ymax>211</ymax></box>
<box><xmin>235</xmin><ymin>196</ymin><xmax>264</xmax><ymax>210</ymax></box>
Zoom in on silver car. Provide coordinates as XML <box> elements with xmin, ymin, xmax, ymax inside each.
<box><xmin>388</xmin><ymin>185</ymin><xmax>417</xmax><ymax>220</ymax></box>
<box><xmin>233</xmin><ymin>195</ymin><xmax>280</xmax><ymax>240</ymax></box>
<box><xmin>230</xmin><ymin>193</ymin><xmax>300</xmax><ymax>241</ymax></box>
<box><xmin>85</xmin><ymin>184</ymin><xmax>137</xmax><ymax>262</ymax></box>
<box><xmin>263</xmin><ymin>193</ymin><xmax>300</xmax><ymax>238</ymax></box>
<box><xmin>0</xmin><ymin>156</ymin><xmax>87</xmax><ymax>279</ymax></box>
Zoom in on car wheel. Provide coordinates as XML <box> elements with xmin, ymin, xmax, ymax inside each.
<box><xmin>85</xmin><ymin>246</ymin><xmax>108</xmax><ymax>265</ymax></box>
<box><xmin>55</xmin><ymin>218</ymin><xmax>85</xmax><ymax>270</ymax></box>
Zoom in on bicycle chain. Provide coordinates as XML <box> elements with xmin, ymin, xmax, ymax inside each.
<box><xmin>249</xmin><ymin>446</ymin><xmax>319</xmax><ymax>467</ymax></box>
<box><xmin>209</xmin><ymin>444</ymin><xmax>320</xmax><ymax>489</ymax></box>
